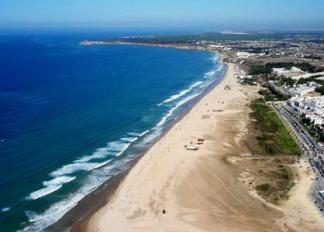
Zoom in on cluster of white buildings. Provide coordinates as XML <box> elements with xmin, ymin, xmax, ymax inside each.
<box><xmin>273</xmin><ymin>67</ymin><xmax>305</xmax><ymax>78</ymax></box>
<box><xmin>236</xmin><ymin>52</ymin><xmax>253</xmax><ymax>59</ymax></box>
<box><xmin>236</xmin><ymin>51</ymin><xmax>267</xmax><ymax>59</ymax></box>
<box><xmin>288</xmin><ymin>96</ymin><xmax>324</xmax><ymax>127</ymax></box>
<box><xmin>283</xmin><ymin>82</ymin><xmax>320</xmax><ymax>97</ymax></box>
<box><xmin>292</xmin><ymin>71</ymin><xmax>324</xmax><ymax>80</ymax></box>
<box><xmin>272</xmin><ymin>67</ymin><xmax>324</xmax><ymax>81</ymax></box>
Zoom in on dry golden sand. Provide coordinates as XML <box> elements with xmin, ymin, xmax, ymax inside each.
<box><xmin>80</xmin><ymin>64</ymin><xmax>324</xmax><ymax>232</ymax></box>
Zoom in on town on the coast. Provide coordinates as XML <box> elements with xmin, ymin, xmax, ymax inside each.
<box><xmin>197</xmin><ymin>33</ymin><xmax>324</xmax><ymax>210</ymax></box>
<box><xmin>194</xmin><ymin>32</ymin><xmax>324</xmax><ymax>210</ymax></box>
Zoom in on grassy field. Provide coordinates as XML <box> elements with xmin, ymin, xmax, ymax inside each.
<box><xmin>247</xmin><ymin>98</ymin><xmax>299</xmax><ymax>204</ymax></box>
<box><xmin>254</xmin><ymin>159</ymin><xmax>295</xmax><ymax>204</ymax></box>
<box><xmin>250</xmin><ymin>98</ymin><xmax>300</xmax><ymax>156</ymax></box>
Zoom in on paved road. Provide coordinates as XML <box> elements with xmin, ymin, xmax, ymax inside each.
<box><xmin>270</xmin><ymin>102</ymin><xmax>324</xmax><ymax>211</ymax></box>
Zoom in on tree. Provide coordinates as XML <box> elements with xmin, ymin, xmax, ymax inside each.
<box><xmin>315</xmin><ymin>86</ymin><xmax>324</xmax><ymax>95</ymax></box>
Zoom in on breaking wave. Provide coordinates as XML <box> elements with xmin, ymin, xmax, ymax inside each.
<box><xmin>158</xmin><ymin>81</ymin><xmax>203</xmax><ymax>106</ymax></box>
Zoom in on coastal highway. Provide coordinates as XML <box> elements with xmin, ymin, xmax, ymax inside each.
<box><xmin>276</xmin><ymin>103</ymin><xmax>323</xmax><ymax>157</ymax></box>
<box><xmin>270</xmin><ymin>102</ymin><xmax>324</xmax><ymax>211</ymax></box>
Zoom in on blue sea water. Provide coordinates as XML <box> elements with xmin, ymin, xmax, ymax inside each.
<box><xmin>0</xmin><ymin>32</ymin><xmax>226</xmax><ymax>231</ymax></box>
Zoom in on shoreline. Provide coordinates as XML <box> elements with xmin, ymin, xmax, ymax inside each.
<box><xmin>71</xmin><ymin>61</ymin><xmax>262</xmax><ymax>232</ymax></box>
<box><xmin>67</xmin><ymin>44</ymin><xmax>323</xmax><ymax>231</ymax></box>
<box><xmin>50</xmin><ymin>47</ymin><xmax>226</xmax><ymax>231</ymax></box>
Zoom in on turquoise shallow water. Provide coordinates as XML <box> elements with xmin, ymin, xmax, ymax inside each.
<box><xmin>0</xmin><ymin>33</ymin><xmax>225</xmax><ymax>231</ymax></box>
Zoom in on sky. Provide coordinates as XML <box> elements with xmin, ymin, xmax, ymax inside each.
<box><xmin>1</xmin><ymin>0</ymin><xmax>324</xmax><ymax>31</ymax></box>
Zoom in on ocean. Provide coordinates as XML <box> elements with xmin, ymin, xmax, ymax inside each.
<box><xmin>0</xmin><ymin>32</ymin><xmax>226</xmax><ymax>231</ymax></box>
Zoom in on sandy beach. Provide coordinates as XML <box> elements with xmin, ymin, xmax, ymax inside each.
<box><xmin>75</xmin><ymin>63</ymin><xmax>324</xmax><ymax>232</ymax></box>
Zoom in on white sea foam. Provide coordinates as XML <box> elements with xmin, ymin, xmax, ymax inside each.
<box><xmin>23</xmin><ymin>174</ymin><xmax>113</xmax><ymax>232</ymax></box>
<box><xmin>75</xmin><ymin>139</ymin><xmax>133</xmax><ymax>163</ymax></box>
<box><xmin>216</xmin><ymin>64</ymin><xmax>224</xmax><ymax>72</ymax></box>
<box><xmin>50</xmin><ymin>160</ymin><xmax>111</xmax><ymax>177</ymax></box>
<box><xmin>212</xmin><ymin>53</ymin><xmax>220</xmax><ymax>63</ymax></box>
<box><xmin>205</xmin><ymin>70</ymin><xmax>216</xmax><ymax>78</ymax></box>
<box><xmin>139</xmin><ymin>129</ymin><xmax>150</xmax><ymax>137</ymax></box>
<box><xmin>73</xmin><ymin>134</ymin><xmax>140</xmax><ymax>164</ymax></box>
<box><xmin>138</xmin><ymin>128</ymin><xmax>162</xmax><ymax>147</ymax></box>
<box><xmin>75</xmin><ymin>147</ymin><xmax>110</xmax><ymax>163</ymax></box>
<box><xmin>158</xmin><ymin>59</ymin><xmax>223</xmax><ymax>110</ymax></box>
<box><xmin>137</xmin><ymin>86</ymin><xmax>205</xmax><ymax>147</ymax></box>
<box><xmin>42</xmin><ymin>176</ymin><xmax>76</xmax><ymax>186</ymax></box>
<box><xmin>29</xmin><ymin>185</ymin><xmax>63</xmax><ymax>200</ymax></box>
<box><xmin>106</xmin><ymin>141</ymin><xmax>132</xmax><ymax>156</ymax></box>
<box><xmin>158</xmin><ymin>81</ymin><xmax>203</xmax><ymax>106</ymax></box>
<box><xmin>120</xmin><ymin>137</ymin><xmax>138</xmax><ymax>143</ymax></box>
<box><xmin>156</xmin><ymin>64</ymin><xmax>224</xmax><ymax>129</ymax></box>
<box><xmin>40</xmin><ymin>137</ymin><xmax>134</xmax><ymax>203</ymax></box>
<box><xmin>127</xmin><ymin>132</ymin><xmax>141</xmax><ymax>137</ymax></box>
<box><xmin>1</xmin><ymin>207</ymin><xmax>10</xmax><ymax>213</ymax></box>
<box><xmin>127</xmin><ymin>130</ymin><xmax>150</xmax><ymax>137</ymax></box>
<box><xmin>105</xmin><ymin>141</ymin><xmax>127</xmax><ymax>151</ymax></box>
<box><xmin>156</xmin><ymin>92</ymin><xmax>200</xmax><ymax>128</ymax></box>
<box><xmin>158</xmin><ymin>60</ymin><xmax>226</xmax><ymax>128</ymax></box>
<box><xmin>114</xmin><ymin>146</ymin><xmax>131</xmax><ymax>157</ymax></box>
<box><xmin>27</xmin><ymin>176</ymin><xmax>76</xmax><ymax>200</ymax></box>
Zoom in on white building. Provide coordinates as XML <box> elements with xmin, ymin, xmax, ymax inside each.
<box><xmin>286</xmin><ymin>82</ymin><xmax>320</xmax><ymax>97</ymax></box>
<box><xmin>273</xmin><ymin>67</ymin><xmax>304</xmax><ymax>78</ymax></box>
<box><xmin>292</xmin><ymin>71</ymin><xmax>324</xmax><ymax>80</ymax></box>
<box><xmin>237</xmin><ymin>52</ymin><xmax>252</xmax><ymax>59</ymax></box>
<box><xmin>289</xmin><ymin>96</ymin><xmax>324</xmax><ymax>127</ymax></box>
<box><xmin>208</xmin><ymin>45</ymin><xmax>224</xmax><ymax>49</ymax></box>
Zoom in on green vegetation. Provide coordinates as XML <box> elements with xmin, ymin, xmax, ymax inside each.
<box><xmin>279</xmin><ymin>77</ymin><xmax>295</xmax><ymax>86</ymax></box>
<box><xmin>250</xmin><ymin>99</ymin><xmax>300</xmax><ymax>156</ymax></box>
<box><xmin>255</xmin><ymin>164</ymin><xmax>295</xmax><ymax>204</ymax></box>
<box><xmin>296</xmin><ymin>76</ymin><xmax>324</xmax><ymax>85</ymax></box>
<box><xmin>249</xmin><ymin>63</ymin><xmax>273</xmax><ymax>75</ymax></box>
<box><xmin>245</xmin><ymin>99</ymin><xmax>300</xmax><ymax>205</ymax></box>
<box><xmin>315</xmin><ymin>85</ymin><xmax>324</xmax><ymax>95</ymax></box>
<box><xmin>250</xmin><ymin>99</ymin><xmax>298</xmax><ymax>204</ymax></box>
<box><xmin>301</xmin><ymin>117</ymin><xmax>324</xmax><ymax>142</ymax></box>
<box><xmin>258</xmin><ymin>89</ymin><xmax>288</xmax><ymax>101</ymax></box>
<box><xmin>249</xmin><ymin>62</ymin><xmax>323</xmax><ymax>75</ymax></box>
